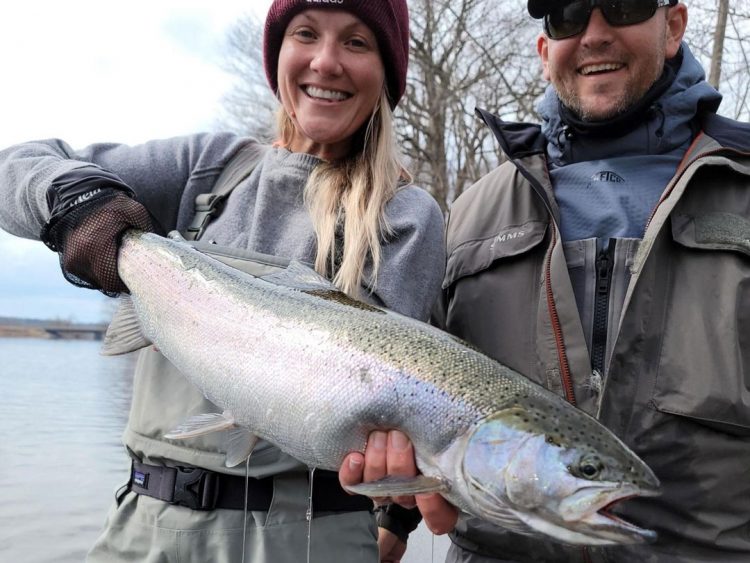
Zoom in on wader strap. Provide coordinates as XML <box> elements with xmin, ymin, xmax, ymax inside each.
<box><xmin>184</xmin><ymin>143</ymin><xmax>268</xmax><ymax>241</ymax></box>
<box><xmin>128</xmin><ymin>460</ymin><xmax>373</xmax><ymax>513</ymax></box>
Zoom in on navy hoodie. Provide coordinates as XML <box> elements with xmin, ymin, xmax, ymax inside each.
<box><xmin>538</xmin><ymin>43</ymin><xmax>722</xmax><ymax>242</ymax></box>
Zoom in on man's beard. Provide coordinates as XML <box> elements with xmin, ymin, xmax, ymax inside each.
<box><xmin>556</xmin><ymin>43</ymin><xmax>666</xmax><ymax>122</ymax></box>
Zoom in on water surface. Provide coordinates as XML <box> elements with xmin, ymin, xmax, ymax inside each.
<box><xmin>0</xmin><ymin>338</ymin><xmax>135</xmax><ymax>563</ymax></box>
<box><xmin>0</xmin><ymin>337</ymin><xmax>448</xmax><ymax>562</ymax></box>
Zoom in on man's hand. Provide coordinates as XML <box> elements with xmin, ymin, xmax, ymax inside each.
<box><xmin>338</xmin><ymin>429</ymin><xmax>459</xmax><ymax>534</ymax></box>
<box><xmin>378</xmin><ymin>527</ymin><xmax>406</xmax><ymax>563</ymax></box>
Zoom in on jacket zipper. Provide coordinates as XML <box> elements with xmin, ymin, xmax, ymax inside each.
<box><xmin>544</xmin><ymin>225</ymin><xmax>577</xmax><ymax>406</ymax></box>
<box><xmin>507</xmin><ymin>159</ymin><xmax>577</xmax><ymax>407</ymax></box>
<box><xmin>591</xmin><ymin>243</ymin><xmax>613</xmax><ymax>376</ymax></box>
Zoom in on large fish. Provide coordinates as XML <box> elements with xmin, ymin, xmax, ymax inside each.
<box><xmin>103</xmin><ymin>231</ymin><xmax>659</xmax><ymax>546</ymax></box>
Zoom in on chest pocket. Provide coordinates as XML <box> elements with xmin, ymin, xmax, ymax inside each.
<box><xmin>442</xmin><ymin>221</ymin><xmax>548</xmax><ymax>379</ymax></box>
<box><xmin>444</xmin><ymin>221</ymin><xmax>548</xmax><ymax>288</ymax></box>
<box><xmin>651</xmin><ymin>212</ymin><xmax>750</xmax><ymax>435</ymax></box>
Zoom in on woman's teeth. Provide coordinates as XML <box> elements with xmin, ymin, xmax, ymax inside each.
<box><xmin>304</xmin><ymin>86</ymin><xmax>349</xmax><ymax>101</ymax></box>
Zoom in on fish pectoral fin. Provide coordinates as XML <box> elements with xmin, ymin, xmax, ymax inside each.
<box><xmin>344</xmin><ymin>475</ymin><xmax>449</xmax><ymax>497</ymax></box>
<box><xmin>101</xmin><ymin>295</ymin><xmax>152</xmax><ymax>356</ymax></box>
<box><xmin>225</xmin><ymin>429</ymin><xmax>261</xmax><ymax>468</ymax></box>
<box><xmin>164</xmin><ymin>412</ymin><xmax>237</xmax><ymax>440</ymax></box>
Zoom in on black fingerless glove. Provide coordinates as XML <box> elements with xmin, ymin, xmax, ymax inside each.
<box><xmin>375</xmin><ymin>504</ymin><xmax>423</xmax><ymax>543</ymax></box>
<box><xmin>40</xmin><ymin>166</ymin><xmax>162</xmax><ymax>296</ymax></box>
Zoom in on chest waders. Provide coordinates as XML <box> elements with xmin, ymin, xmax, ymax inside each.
<box><xmin>114</xmin><ymin>142</ymin><xmax>374</xmax><ymax>563</ymax></box>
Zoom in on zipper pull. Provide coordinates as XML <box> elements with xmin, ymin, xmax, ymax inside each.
<box><xmin>597</xmin><ymin>250</ymin><xmax>611</xmax><ymax>294</ymax></box>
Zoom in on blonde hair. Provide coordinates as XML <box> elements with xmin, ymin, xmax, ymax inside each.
<box><xmin>276</xmin><ymin>89</ymin><xmax>409</xmax><ymax>297</ymax></box>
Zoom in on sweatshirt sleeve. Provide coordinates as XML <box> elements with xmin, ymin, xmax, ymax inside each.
<box><xmin>372</xmin><ymin>185</ymin><xmax>446</xmax><ymax>321</ymax></box>
<box><xmin>0</xmin><ymin>133</ymin><xmax>251</xmax><ymax>240</ymax></box>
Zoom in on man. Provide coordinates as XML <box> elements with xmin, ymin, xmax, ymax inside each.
<box><xmin>342</xmin><ymin>0</ymin><xmax>750</xmax><ymax>561</ymax></box>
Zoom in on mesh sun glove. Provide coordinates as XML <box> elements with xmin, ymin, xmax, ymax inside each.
<box><xmin>40</xmin><ymin>166</ymin><xmax>161</xmax><ymax>295</ymax></box>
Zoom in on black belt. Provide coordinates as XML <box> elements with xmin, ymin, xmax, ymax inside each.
<box><xmin>129</xmin><ymin>460</ymin><xmax>373</xmax><ymax>512</ymax></box>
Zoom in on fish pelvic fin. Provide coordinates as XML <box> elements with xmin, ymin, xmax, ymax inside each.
<box><xmin>101</xmin><ymin>295</ymin><xmax>152</xmax><ymax>356</ymax></box>
<box><xmin>344</xmin><ymin>475</ymin><xmax>449</xmax><ymax>498</ymax></box>
<box><xmin>164</xmin><ymin>411</ymin><xmax>237</xmax><ymax>440</ymax></box>
<box><xmin>225</xmin><ymin>429</ymin><xmax>260</xmax><ymax>467</ymax></box>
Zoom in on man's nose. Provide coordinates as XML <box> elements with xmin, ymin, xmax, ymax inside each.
<box><xmin>579</xmin><ymin>8</ymin><xmax>615</xmax><ymax>47</ymax></box>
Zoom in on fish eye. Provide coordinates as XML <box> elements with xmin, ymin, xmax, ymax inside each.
<box><xmin>571</xmin><ymin>456</ymin><xmax>604</xmax><ymax>480</ymax></box>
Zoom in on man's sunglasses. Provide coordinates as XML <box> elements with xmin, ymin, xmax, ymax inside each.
<box><xmin>544</xmin><ymin>0</ymin><xmax>678</xmax><ymax>40</ymax></box>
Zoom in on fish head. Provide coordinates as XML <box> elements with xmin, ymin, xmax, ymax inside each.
<box><xmin>461</xmin><ymin>404</ymin><xmax>660</xmax><ymax>546</ymax></box>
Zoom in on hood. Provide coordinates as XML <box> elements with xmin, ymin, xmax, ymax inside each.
<box><xmin>539</xmin><ymin>43</ymin><xmax>723</xmax><ymax>166</ymax></box>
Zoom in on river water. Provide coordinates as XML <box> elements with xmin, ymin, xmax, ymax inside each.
<box><xmin>0</xmin><ymin>338</ymin><xmax>135</xmax><ymax>563</ymax></box>
<box><xmin>0</xmin><ymin>338</ymin><xmax>449</xmax><ymax>562</ymax></box>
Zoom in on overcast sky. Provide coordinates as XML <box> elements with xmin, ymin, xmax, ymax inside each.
<box><xmin>0</xmin><ymin>0</ymin><xmax>272</xmax><ymax>322</ymax></box>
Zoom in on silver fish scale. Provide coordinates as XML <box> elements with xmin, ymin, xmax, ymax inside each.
<box><xmin>117</xmin><ymin>233</ymin><xmax>645</xmax><ymax>480</ymax></box>
<box><xmin>116</xmin><ymin>234</ymin><xmax>482</xmax><ymax>468</ymax></box>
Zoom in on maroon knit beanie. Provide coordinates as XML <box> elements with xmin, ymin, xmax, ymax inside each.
<box><xmin>263</xmin><ymin>0</ymin><xmax>410</xmax><ymax>108</ymax></box>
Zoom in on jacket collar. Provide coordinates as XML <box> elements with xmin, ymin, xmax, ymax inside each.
<box><xmin>475</xmin><ymin>107</ymin><xmax>546</xmax><ymax>160</ymax></box>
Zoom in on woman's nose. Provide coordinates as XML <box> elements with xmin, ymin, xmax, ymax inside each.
<box><xmin>310</xmin><ymin>40</ymin><xmax>344</xmax><ymax>76</ymax></box>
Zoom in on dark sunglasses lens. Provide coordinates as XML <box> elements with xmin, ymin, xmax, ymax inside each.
<box><xmin>601</xmin><ymin>0</ymin><xmax>658</xmax><ymax>26</ymax></box>
<box><xmin>545</xmin><ymin>0</ymin><xmax>660</xmax><ymax>39</ymax></box>
<box><xmin>545</xmin><ymin>0</ymin><xmax>591</xmax><ymax>39</ymax></box>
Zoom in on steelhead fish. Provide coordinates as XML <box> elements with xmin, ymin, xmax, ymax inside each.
<box><xmin>103</xmin><ymin>231</ymin><xmax>659</xmax><ymax>546</ymax></box>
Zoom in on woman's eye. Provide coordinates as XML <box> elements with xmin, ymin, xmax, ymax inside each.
<box><xmin>347</xmin><ymin>37</ymin><xmax>369</xmax><ymax>50</ymax></box>
<box><xmin>293</xmin><ymin>29</ymin><xmax>316</xmax><ymax>41</ymax></box>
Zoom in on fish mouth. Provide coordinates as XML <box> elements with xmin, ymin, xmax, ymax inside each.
<box><xmin>561</xmin><ymin>484</ymin><xmax>660</xmax><ymax>544</ymax></box>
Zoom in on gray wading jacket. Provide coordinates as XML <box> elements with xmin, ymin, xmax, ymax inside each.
<box><xmin>0</xmin><ymin>135</ymin><xmax>446</xmax><ymax>481</ymax></box>
<box><xmin>435</xmin><ymin>110</ymin><xmax>750</xmax><ymax>563</ymax></box>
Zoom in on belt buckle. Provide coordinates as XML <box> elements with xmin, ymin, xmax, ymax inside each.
<box><xmin>172</xmin><ymin>466</ymin><xmax>220</xmax><ymax>510</ymax></box>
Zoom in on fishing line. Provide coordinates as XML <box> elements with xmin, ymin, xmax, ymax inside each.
<box><xmin>241</xmin><ymin>457</ymin><xmax>250</xmax><ymax>563</ymax></box>
<box><xmin>306</xmin><ymin>466</ymin><xmax>316</xmax><ymax>563</ymax></box>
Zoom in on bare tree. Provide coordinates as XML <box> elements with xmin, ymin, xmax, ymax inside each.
<box><xmin>217</xmin><ymin>15</ymin><xmax>278</xmax><ymax>141</ymax></box>
<box><xmin>399</xmin><ymin>0</ymin><xmax>545</xmax><ymax>210</ymax></box>
<box><xmin>708</xmin><ymin>0</ymin><xmax>729</xmax><ymax>88</ymax></box>
<box><xmin>218</xmin><ymin>1</ymin><xmax>750</xmax><ymax>211</ymax></box>
<box><xmin>686</xmin><ymin>0</ymin><xmax>750</xmax><ymax>121</ymax></box>
<box><xmin>217</xmin><ymin>0</ymin><xmax>545</xmax><ymax>210</ymax></box>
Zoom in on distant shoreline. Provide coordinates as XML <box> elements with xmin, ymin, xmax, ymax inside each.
<box><xmin>0</xmin><ymin>317</ymin><xmax>109</xmax><ymax>340</ymax></box>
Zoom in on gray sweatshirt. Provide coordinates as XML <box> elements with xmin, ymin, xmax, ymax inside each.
<box><xmin>0</xmin><ymin>133</ymin><xmax>447</xmax><ymax>475</ymax></box>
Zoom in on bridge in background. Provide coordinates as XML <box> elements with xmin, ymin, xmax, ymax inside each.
<box><xmin>0</xmin><ymin>317</ymin><xmax>109</xmax><ymax>340</ymax></box>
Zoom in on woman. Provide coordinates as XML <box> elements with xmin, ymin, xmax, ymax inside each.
<box><xmin>0</xmin><ymin>1</ymin><xmax>445</xmax><ymax>561</ymax></box>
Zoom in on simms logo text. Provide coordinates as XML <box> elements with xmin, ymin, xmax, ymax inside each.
<box><xmin>306</xmin><ymin>0</ymin><xmax>345</xmax><ymax>4</ymax></box>
<box><xmin>490</xmin><ymin>230</ymin><xmax>525</xmax><ymax>249</ymax></box>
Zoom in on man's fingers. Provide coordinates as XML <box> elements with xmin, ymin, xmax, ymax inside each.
<box><xmin>416</xmin><ymin>493</ymin><xmax>459</xmax><ymax>535</ymax></box>
<box><xmin>363</xmin><ymin>430</ymin><xmax>388</xmax><ymax>482</ymax></box>
<box><xmin>338</xmin><ymin>452</ymin><xmax>365</xmax><ymax>491</ymax></box>
<box><xmin>387</xmin><ymin>430</ymin><xmax>418</xmax><ymax>508</ymax></box>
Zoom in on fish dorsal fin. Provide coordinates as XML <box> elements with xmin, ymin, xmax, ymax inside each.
<box><xmin>262</xmin><ymin>261</ymin><xmax>386</xmax><ymax>313</ymax></box>
<box><xmin>164</xmin><ymin>411</ymin><xmax>237</xmax><ymax>439</ymax></box>
<box><xmin>344</xmin><ymin>475</ymin><xmax>449</xmax><ymax>498</ymax></box>
<box><xmin>101</xmin><ymin>295</ymin><xmax>152</xmax><ymax>356</ymax></box>
<box><xmin>261</xmin><ymin>260</ymin><xmax>336</xmax><ymax>292</ymax></box>
<box><xmin>225</xmin><ymin>429</ymin><xmax>261</xmax><ymax>467</ymax></box>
